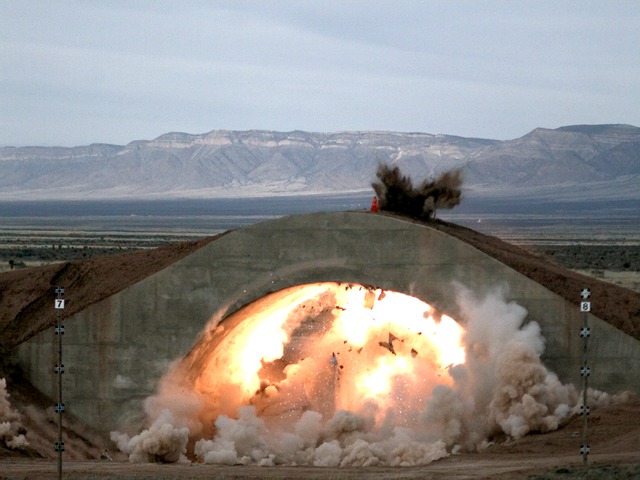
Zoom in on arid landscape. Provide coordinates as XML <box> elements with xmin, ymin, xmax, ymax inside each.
<box><xmin>1</xmin><ymin>210</ymin><xmax>639</xmax><ymax>479</ymax></box>
<box><xmin>4</xmin><ymin>1</ymin><xmax>640</xmax><ymax>476</ymax></box>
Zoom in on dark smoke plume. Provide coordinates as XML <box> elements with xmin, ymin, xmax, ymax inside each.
<box><xmin>372</xmin><ymin>164</ymin><xmax>463</xmax><ymax>220</ymax></box>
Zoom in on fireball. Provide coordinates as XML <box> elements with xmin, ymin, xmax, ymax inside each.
<box><xmin>187</xmin><ymin>282</ymin><xmax>465</xmax><ymax>430</ymax></box>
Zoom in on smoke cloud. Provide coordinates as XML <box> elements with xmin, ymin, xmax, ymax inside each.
<box><xmin>112</xmin><ymin>283</ymin><xmax>623</xmax><ymax>466</ymax></box>
<box><xmin>0</xmin><ymin>378</ymin><xmax>29</xmax><ymax>450</ymax></box>
<box><xmin>110</xmin><ymin>408</ymin><xmax>190</xmax><ymax>463</ymax></box>
<box><xmin>371</xmin><ymin>164</ymin><xmax>463</xmax><ymax>220</ymax></box>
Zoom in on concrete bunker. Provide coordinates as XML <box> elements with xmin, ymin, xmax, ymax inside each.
<box><xmin>16</xmin><ymin>212</ymin><xmax>640</xmax><ymax>443</ymax></box>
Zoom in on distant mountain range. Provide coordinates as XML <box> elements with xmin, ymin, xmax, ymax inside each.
<box><xmin>1</xmin><ymin>124</ymin><xmax>639</xmax><ymax>206</ymax></box>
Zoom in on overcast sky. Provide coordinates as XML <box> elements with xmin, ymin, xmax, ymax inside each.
<box><xmin>2</xmin><ymin>1</ymin><xmax>639</xmax><ymax>147</ymax></box>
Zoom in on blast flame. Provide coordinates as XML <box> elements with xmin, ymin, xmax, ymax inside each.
<box><xmin>190</xmin><ymin>283</ymin><xmax>465</xmax><ymax>425</ymax></box>
<box><xmin>358</xmin><ymin>355</ymin><xmax>411</xmax><ymax>397</ymax></box>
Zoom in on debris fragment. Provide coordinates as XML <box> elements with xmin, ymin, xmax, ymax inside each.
<box><xmin>100</xmin><ymin>449</ymin><xmax>113</xmax><ymax>461</ymax></box>
<box><xmin>364</xmin><ymin>290</ymin><xmax>375</xmax><ymax>309</ymax></box>
<box><xmin>330</xmin><ymin>352</ymin><xmax>338</xmax><ymax>367</ymax></box>
<box><xmin>378</xmin><ymin>332</ymin><xmax>398</xmax><ymax>355</ymax></box>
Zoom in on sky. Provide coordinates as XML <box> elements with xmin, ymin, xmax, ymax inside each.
<box><xmin>2</xmin><ymin>1</ymin><xmax>639</xmax><ymax>147</ymax></box>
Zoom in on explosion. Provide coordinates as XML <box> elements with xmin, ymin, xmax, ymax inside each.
<box><xmin>112</xmin><ymin>283</ymin><xmax>587</xmax><ymax>466</ymax></box>
<box><xmin>372</xmin><ymin>164</ymin><xmax>463</xmax><ymax>220</ymax></box>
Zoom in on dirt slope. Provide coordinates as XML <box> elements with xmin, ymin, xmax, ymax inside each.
<box><xmin>0</xmin><ymin>235</ymin><xmax>221</xmax><ymax>354</ymax></box>
<box><xmin>427</xmin><ymin>217</ymin><xmax>640</xmax><ymax>341</ymax></box>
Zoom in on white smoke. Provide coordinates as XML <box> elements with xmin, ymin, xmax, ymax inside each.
<box><xmin>192</xmin><ymin>406</ymin><xmax>449</xmax><ymax>467</ymax></box>
<box><xmin>427</xmin><ymin>285</ymin><xmax>580</xmax><ymax>448</ymax></box>
<box><xmin>112</xmin><ymin>284</ymin><xmax>624</xmax><ymax>466</ymax></box>
<box><xmin>110</xmin><ymin>409</ymin><xmax>190</xmax><ymax>463</ymax></box>
<box><xmin>109</xmin><ymin>359</ymin><xmax>207</xmax><ymax>463</ymax></box>
<box><xmin>0</xmin><ymin>377</ymin><xmax>29</xmax><ymax>450</ymax></box>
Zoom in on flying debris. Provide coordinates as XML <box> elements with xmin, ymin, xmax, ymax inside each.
<box><xmin>378</xmin><ymin>332</ymin><xmax>399</xmax><ymax>355</ymax></box>
<box><xmin>364</xmin><ymin>289</ymin><xmax>376</xmax><ymax>309</ymax></box>
<box><xmin>330</xmin><ymin>352</ymin><xmax>338</xmax><ymax>367</ymax></box>
<box><xmin>100</xmin><ymin>449</ymin><xmax>113</xmax><ymax>461</ymax></box>
<box><xmin>411</xmin><ymin>348</ymin><xmax>418</xmax><ymax>358</ymax></box>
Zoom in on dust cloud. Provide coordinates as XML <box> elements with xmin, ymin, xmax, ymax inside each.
<box><xmin>371</xmin><ymin>164</ymin><xmax>463</xmax><ymax>220</ymax></box>
<box><xmin>0</xmin><ymin>377</ymin><xmax>29</xmax><ymax>449</ymax></box>
<box><xmin>111</xmin><ymin>283</ymin><xmax>619</xmax><ymax>466</ymax></box>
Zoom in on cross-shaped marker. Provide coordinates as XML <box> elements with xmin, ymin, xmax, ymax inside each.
<box><xmin>580</xmin><ymin>288</ymin><xmax>591</xmax><ymax>299</ymax></box>
<box><xmin>580</xmin><ymin>327</ymin><xmax>591</xmax><ymax>338</ymax></box>
<box><xmin>55</xmin><ymin>286</ymin><xmax>65</xmax><ymax>296</ymax></box>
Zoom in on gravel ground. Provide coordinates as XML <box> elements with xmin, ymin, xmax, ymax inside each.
<box><xmin>536</xmin><ymin>245</ymin><xmax>640</xmax><ymax>272</ymax></box>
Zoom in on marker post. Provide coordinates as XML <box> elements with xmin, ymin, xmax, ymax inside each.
<box><xmin>579</xmin><ymin>288</ymin><xmax>591</xmax><ymax>470</ymax></box>
<box><xmin>54</xmin><ymin>287</ymin><xmax>65</xmax><ymax>480</ymax></box>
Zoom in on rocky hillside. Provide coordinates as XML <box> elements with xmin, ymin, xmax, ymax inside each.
<box><xmin>1</xmin><ymin>125</ymin><xmax>638</xmax><ymax>201</ymax></box>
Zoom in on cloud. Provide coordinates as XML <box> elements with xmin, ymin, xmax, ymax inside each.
<box><xmin>2</xmin><ymin>2</ymin><xmax>639</xmax><ymax>146</ymax></box>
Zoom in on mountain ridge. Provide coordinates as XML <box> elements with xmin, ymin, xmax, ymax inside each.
<box><xmin>0</xmin><ymin>124</ymin><xmax>638</xmax><ymax>202</ymax></box>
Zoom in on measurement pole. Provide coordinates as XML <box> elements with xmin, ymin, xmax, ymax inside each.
<box><xmin>579</xmin><ymin>288</ymin><xmax>591</xmax><ymax>471</ymax></box>
<box><xmin>54</xmin><ymin>287</ymin><xmax>65</xmax><ymax>480</ymax></box>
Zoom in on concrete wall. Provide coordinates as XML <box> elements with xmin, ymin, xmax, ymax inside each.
<box><xmin>17</xmin><ymin>212</ymin><xmax>640</xmax><ymax>433</ymax></box>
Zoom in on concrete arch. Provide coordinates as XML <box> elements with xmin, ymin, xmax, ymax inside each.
<box><xmin>17</xmin><ymin>212</ymin><xmax>640</xmax><ymax>433</ymax></box>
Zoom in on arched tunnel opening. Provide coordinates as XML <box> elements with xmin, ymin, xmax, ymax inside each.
<box><xmin>172</xmin><ymin>283</ymin><xmax>464</xmax><ymax>439</ymax></box>
<box><xmin>111</xmin><ymin>281</ymin><xmax>604</xmax><ymax>467</ymax></box>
